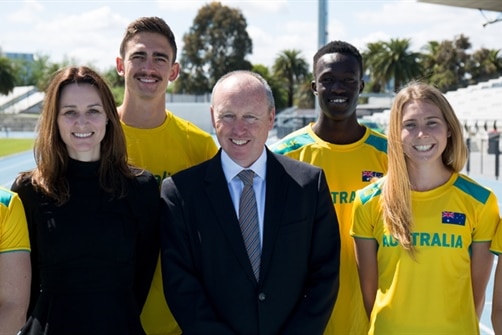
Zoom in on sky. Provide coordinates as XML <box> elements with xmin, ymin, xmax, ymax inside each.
<box><xmin>0</xmin><ymin>0</ymin><xmax>501</xmax><ymax>73</ymax></box>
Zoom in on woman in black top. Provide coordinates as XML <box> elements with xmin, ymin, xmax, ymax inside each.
<box><xmin>12</xmin><ymin>66</ymin><xmax>160</xmax><ymax>335</ymax></box>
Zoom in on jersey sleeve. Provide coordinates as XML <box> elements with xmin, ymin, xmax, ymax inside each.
<box><xmin>473</xmin><ymin>191</ymin><xmax>500</xmax><ymax>243</ymax></box>
<box><xmin>489</xmin><ymin>218</ymin><xmax>502</xmax><ymax>254</ymax></box>
<box><xmin>350</xmin><ymin>189</ymin><xmax>377</xmax><ymax>240</ymax></box>
<box><xmin>0</xmin><ymin>190</ymin><xmax>31</xmax><ymax>253</ymax></box>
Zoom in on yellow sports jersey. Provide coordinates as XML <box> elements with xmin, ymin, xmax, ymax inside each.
<box><xmin>351</xmin><ymin>173</ymin><xmax>500</xmax><ymax>335</ymax></box>
<box><xmin>270</xmin><ymin>123</ymin><xmax>387</xmax><ymax>335</ymax></box>
<box><xmin>489</xmin><ymin>219</ymin><xmax>502</xmax><ymax>253</ymax></box>
<box><xmin>0</xmin><ymin>187</ymin><xmax>30</xmax><ymax>253</ymax></box>
<box><xmin>122</xmin><ymin>110</ymin><xmax>218</xmax><ymax>335</ymax></box>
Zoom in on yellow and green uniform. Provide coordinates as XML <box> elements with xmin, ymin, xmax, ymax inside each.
<box><xmin>0</xmin><ymin>187</ymin><xmax>30</xmax><ymax>253</ymax></box>
<box><xmin>351</xmin><ymin>173</ymin><xmax>499</xmax><ymax>335</ymax></box>
<box><xmin>489</xmin><ymin>217</ymin><xmax>502</xmax><ymax>253</ymax></box>
<box><xmin>122</xmin><ymin>109</ymin><xmax>218</xmax><ymax>335</ymax></box>
<box><xmin>270</xmin><ymin>123</ymin><xmax>387</xmax><ymax>335</ymax></box>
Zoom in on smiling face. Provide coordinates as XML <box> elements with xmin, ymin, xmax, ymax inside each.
<box><xmin>401</xmin><ymin>100</ymin><xmax>449</xmax><ymax>166</ymax></box>
<box><xmin>211</xmin><ymin>74</ymin><xmax>275</xmax><ymax>168</ymax></box>
<box><xmin>116</xmin><ymin>32</ymin><xmax>179</xmax><ymax>101</ymax></box>
<box><xmin>57</xmin><ymin>83</ymin><xmax>108</xmax><ymax>161</ymax></box>
<box><xmin>312</xmin><ymin>52</ymin><xmax>364</xmax><ymax>122</ymax></box>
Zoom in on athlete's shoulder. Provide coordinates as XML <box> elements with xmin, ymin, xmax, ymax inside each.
<box><xmin>453</xmin><ymin>173</ymin><xmax>493</xmax><ymax>204</ymax></box>
<box><xmin>271</xmin><ymin>149</ymin><xmax>321</xmax><ymax>171</ymax></box>
<box><xmin>356</xmin><ymin>177</ymin><xmax>384</xmax><ymax>205</ymax></box>
<box><xmin>365</xmin><ymin>129</ymin><xmax>388</xmax><ymax>154</ymax></box>
<box><xmin>0</xmin><ymin>187</ymin><xmax>15</xmax><ymax>208</ymax></box>
<box><xmin>167</xmin><ymin>110</ymin><xmax>214</xmax><ymax>139</ymax></box>
<box><xmin>270</xmin><ymin>125</ymin><xmax>315</xmax><ymax>154</ymax></box>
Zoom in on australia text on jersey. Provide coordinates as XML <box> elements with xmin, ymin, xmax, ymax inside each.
<box><xmin>383</xmin><ymin>233</ymin><xmax>463</xmax><ymax>248</ymax></box>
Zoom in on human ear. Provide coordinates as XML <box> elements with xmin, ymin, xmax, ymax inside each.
<box><xmin>169</xmin><ymin>63</ymin><xmax>180</xmax><ymax>82</ymax></box>
<box><xmin>116</xmin><ymin>57</ymin><xmax>125</xmax><ymax>76</ymax></box>
<box><xmin>311</xmin><ymin>81</ymin><xmax>318</xmax><ymax>95</ymax></box>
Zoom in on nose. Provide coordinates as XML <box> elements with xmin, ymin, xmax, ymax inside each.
<box><xmin>142</xmin><ymin>57</ymin><xmax>155</xmax><ymax>72</ymax></box>
<box><xmin>232</xmin><ymin>117</ymin><xmax>249</xmax><ymax>134</ymax></box>
<box><xmin>330</xmin><ymin>80</ymin><xmax>345</xmax><ymax>93</ymax></box>
<box><xmin>75</xmin><ymin>113</ymin><xmax>89</xmax><ymax>125</ymax></box>
<box><xmin>417</xmin><ymin>126</ymin><xmax>429</xmax><ymax>137</ymax></box>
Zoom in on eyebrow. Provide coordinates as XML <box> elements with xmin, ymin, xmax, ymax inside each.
<box><xmin>130</xmin><ymin>50</ymin><xmax>170</xmax><ymax>61</ymax></box>
<box><xmin>61</xmin><ymin>103</ymin><xmax>103</xmax><ymax>109</ymax></box>
<box><xmin>130</xmin><ymin>51</ymin><xmax>146</xmax><ymax>57</ymax></box>
<box><xmin>153</xmin><ymin>51</ymin><xmax>170</xmax><ymax>60</ymax></box>
<box><xmin>403</xmin><ymin>116</ymin><xmax>442</xmax><ymax>122</ymax></box>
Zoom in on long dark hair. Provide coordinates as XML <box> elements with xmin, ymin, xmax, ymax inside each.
<box><xmin>19</xmin><ymin>66</ymin><xmax>135</xmax><ymax>205</ymax></box>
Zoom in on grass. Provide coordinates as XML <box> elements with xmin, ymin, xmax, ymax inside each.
<box><xmin>0</xmin><ymin>138</ymin><xmax>34</xmax><ymax>158</ymax></box>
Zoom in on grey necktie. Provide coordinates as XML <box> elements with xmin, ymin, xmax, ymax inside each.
<box><xmin>238</xmin><ymin>169</ymin><xmax>261</xmax><ymax>281</ymax></box>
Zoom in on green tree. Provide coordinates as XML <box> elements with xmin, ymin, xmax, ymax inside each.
<box><xmin>421</xmin><ymin>35</ymin><xmax>472</xmax><ymax>92</ymax></box>
<box><xmin>296</xmin><ymin>74</ymin><xmax>315</xmax><ymax>109</ymax></box>
<box><xmin>272</xmin><ymin>49</ymin><xmax>309</xmax><ymax>107</ymax></box>
<box><xmin>468</xmin><ymin>48</ymin><xmax>502</xmax><ymax>83</ymax></box>
<box><xmin>363</xmin><ymin>42</ymin><xmax>387</xmax><ymax>93</ymax></box>
<box><xmin>8</xmin><ymin>53</ymin><xmax>81</xmax><ymax>91</ymax></box>
<box><xmin>176</xmin><ymin>1</ymin><xmax>253</xmax><ymax>94</ymax></box>
<box><xmin>27</xmin><ymin>53</ymin><xmax>76</xmax><ymax>92</ymax></box>
<box><xmin>10</xmin><ymin>57</ymin><xmax>34</xmax><ymax>86</ymax></box>
<box><xmin>252</xmin><ymin>64</ymin><xmax>288</xmax><ymax>111</ymax></box>
<box><xmin>0</xmin><ymin>56</ymin><xmax>16</xmax><ymax>95</ymax></box>
<box><xmin>364</xmin><ymin>38</ymin><xmax>423</xmax><ymax>92</ymax></box>
<box><xmin>102</xmin><ymin>66</ymin><xmax>125</xmax><ymax>105</ymax></box>
<box><xmin>419</xmin><ymin>41</ymin><xmax>440</xmax><ymax>77</ymax></box>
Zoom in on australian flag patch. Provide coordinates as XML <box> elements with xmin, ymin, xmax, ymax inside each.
<box><xmin>441</xmin><ymin>211</ymin><xmax>466</xmax><ymax>226</ymax></box>
<box><xmin>362</xmin><ymin>171</ymin><xmax>384</xmax><ymax>182</ymax></box>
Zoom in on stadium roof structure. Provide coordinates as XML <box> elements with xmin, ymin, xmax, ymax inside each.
<box><xmin>418</xmin><ymin>0</ymin><xmax>502</xmax><ymax>26</ymax></box>
<box><xmin>418</xmin><ymin>0</ymin><xmax>502</xmax><ymax>12</ymax></box>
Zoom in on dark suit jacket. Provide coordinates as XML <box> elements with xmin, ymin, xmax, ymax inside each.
<box><xmin>160</xmin><ymin>148</ymin><xmax>340</xmax><ymax>335</ymax></box>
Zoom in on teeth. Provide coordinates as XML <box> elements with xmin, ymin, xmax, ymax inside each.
<box><xmin>232</xmin><ymin>139</ymin><xmax>247</xmax><ymax>145</ymax></box>
<box><xmin>415</xmin><ymin>145</ymin><xmax>432</xmax><ymax>152</ymax></box>
<box><xmin>330</xmin><ymin>99</ymin><xmax>346</xmax><ymax>103</ymax></box>
<box><xmin>139</xmin><ymin>78</ymin><xmax>156</xmax><ymax>83</ymax></box>
<box><xmin>73</xmin><ymin>132</ymin><xmax>92</xmax><ymax>138</ymax></box>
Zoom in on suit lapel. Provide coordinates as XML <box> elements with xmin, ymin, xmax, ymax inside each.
<box><xmin>260</xmin><ymin>151</ymin><xmax>288</xmax><ymax>281</ymax></box>
<box><xmin>204</xmin><ymin>153</ymin><xmax>259</xmax><ymax>283</ymax></box>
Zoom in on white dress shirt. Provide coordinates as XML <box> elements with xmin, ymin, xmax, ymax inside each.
<box><xmin>221</xmin><ymin>148</ymin><xmax>267</xmax><ymax>245</ymax></box>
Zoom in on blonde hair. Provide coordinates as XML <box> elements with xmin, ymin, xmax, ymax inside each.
<box><xmin>382</xmin><ymin>81</ymin><xmax>467</xmax><ymax>254</ymax></box>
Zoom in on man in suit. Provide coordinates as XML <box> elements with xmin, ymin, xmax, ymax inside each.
<box><xmin>160</xmin><ymin>70</ymin><xmax>340</xmax><ymax>335</ymax></box>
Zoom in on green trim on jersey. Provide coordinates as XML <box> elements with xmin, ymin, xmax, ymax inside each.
<box><xmin>272</xmin><ymin>132</ymin><xmax>315</xmax><ymax>155</ymax></box>
<box><xmin>272</xmin><ymin>129</ymin><xmax>388</xmax><ymax>156</ymax></box>
<box><xmin>271</xmin><ymin>123</ymin><xmax>388</xmax><ymax>335</ymax></box>
<box><xmin>351</xmin><ymin>172</ymin><xmax>500</xmax><ymax>335</ymax></box>
<box><xmin>366</xmin><ymin>133</ymin><xmax>388</xmax><ymax>154</ymax></box>
<box><xmin>0</xmin><ymin>187</ymin><xmax>13</xmax><ymax>208</ymax></box>
<box><xmin>0</xmin><ymin>187</ymin><xmax>30</xmax><ymax>253</ymax></box>
<box><xmin>358</xmin><ymin>179</ymin><xmax>383</xmax><ymax>205</ymax></box>
<box><xmin>453</xmin><ymin>175</ymin><xmax>491</xmax><ymax>204</ymax></box>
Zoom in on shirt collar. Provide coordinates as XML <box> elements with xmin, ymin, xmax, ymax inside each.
<box><xmin>221</xmin><ymin>147</ymin><xmax>267</xmax><ymax>182</ymax></box>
